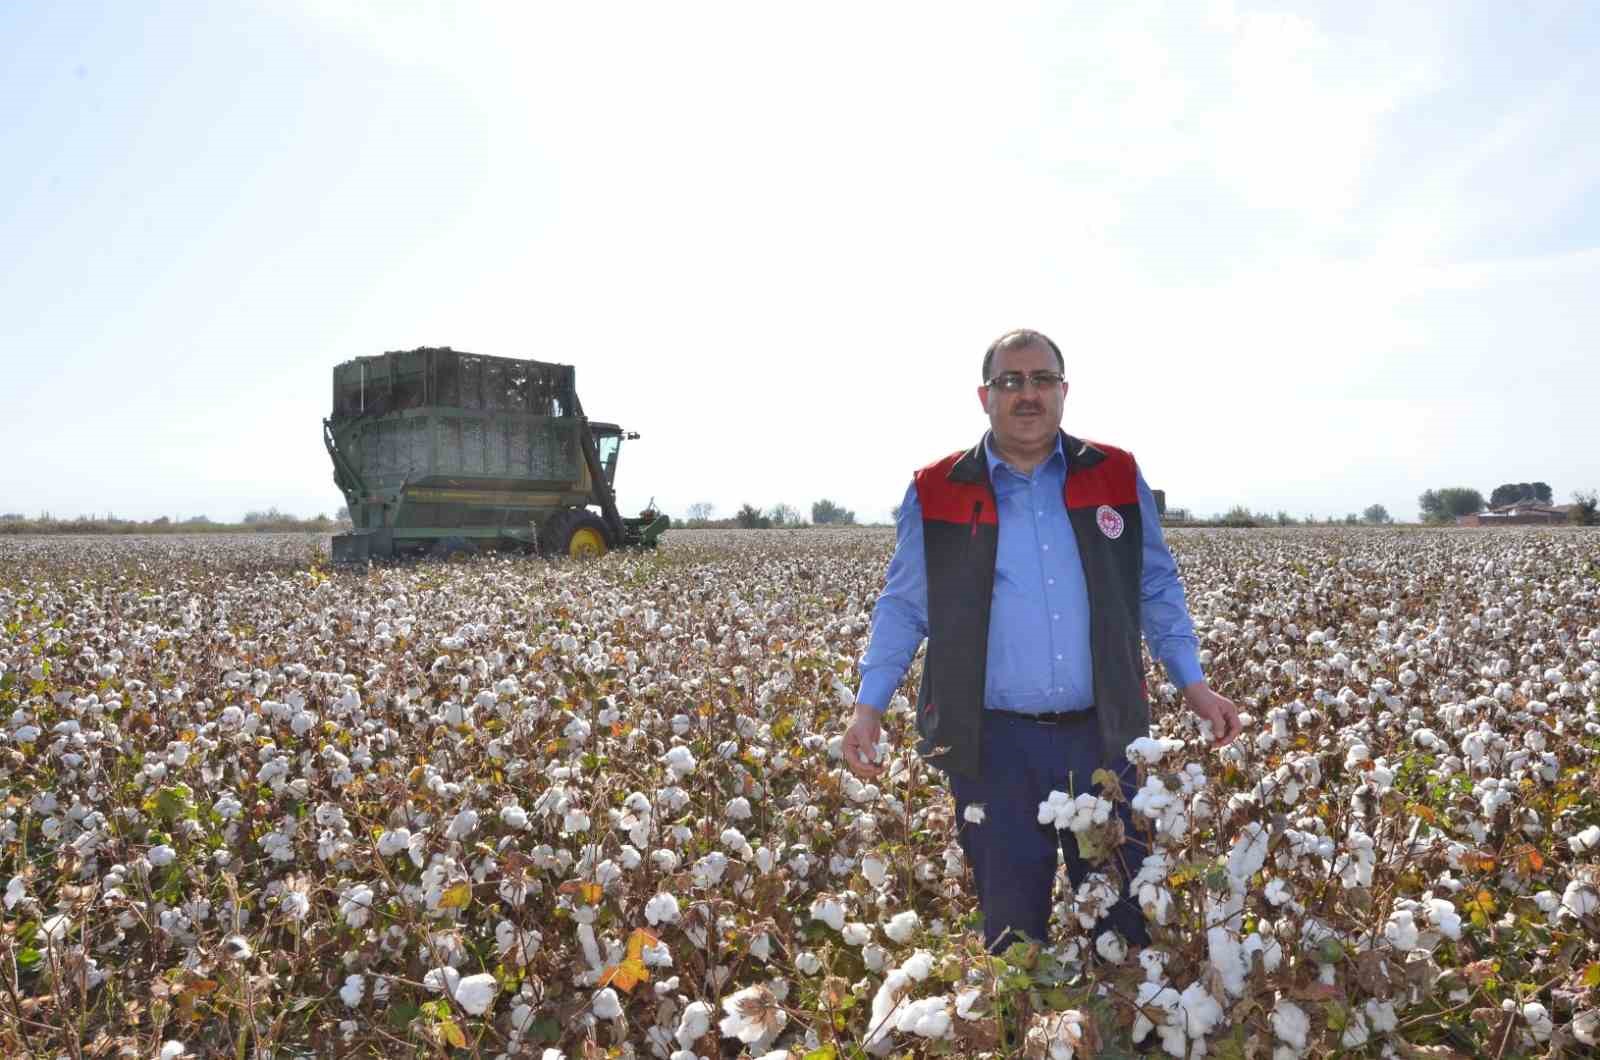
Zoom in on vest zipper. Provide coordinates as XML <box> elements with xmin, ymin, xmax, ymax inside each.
<box><xmin>969</xmin><ymin>500</ymin><xmax>983</xmax><ymax>538</ymax></box>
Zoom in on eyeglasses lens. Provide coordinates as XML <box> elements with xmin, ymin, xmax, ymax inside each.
<box><xmin>990</xmin><ymin>371</ymin><xmax>1062</xmax><ymax>391</ymax></box>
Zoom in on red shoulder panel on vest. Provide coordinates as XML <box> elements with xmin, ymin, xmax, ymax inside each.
<box><xmin>915</xmin><ymin>452</ymin><xmax>998</xmax><ymax>526</ymax></box>
<box><xmin>1066</xmin><ymin>442</ymin><xmax>1137</xmax><ymax>509</ymax></box>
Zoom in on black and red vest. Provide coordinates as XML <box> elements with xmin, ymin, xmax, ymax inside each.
<box><xmin>911</xmin><ymin>431</ymin><xmax>1148</xmax><ymax>779</ymax></box>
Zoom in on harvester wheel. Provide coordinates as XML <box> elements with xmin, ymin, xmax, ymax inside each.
<box><xmin>540</xmin><ymin>509</ymin><xmax>610</xmax><ymax>561</ymax></box>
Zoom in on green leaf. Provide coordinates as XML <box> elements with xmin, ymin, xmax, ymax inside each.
<box><xmin>803</xmin><ymin>1047</ymin><xmax>838</xmax><ymax>1060</ymax></box>
<box><xmin>529</xmin><ymin>1016</ymin><xmax>561</xmax><ymax>1044</ymax></box>
<box><xmin>387</xmin><ymin>1002</ymin><xmax>421</xmax><ymax>1030</ymax></box>
<box><xmin>15</xmin><ymin>947</ymin><xmax>42</xmax><ymax>972</ymax></box>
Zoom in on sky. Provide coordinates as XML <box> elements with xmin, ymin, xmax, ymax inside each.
<box><xmin>3</xmin><ymin>1</ymin><xmax>1598</xmax><ymax>525</ymax></box>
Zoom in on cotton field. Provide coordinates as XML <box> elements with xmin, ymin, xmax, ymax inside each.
<box><xmin>2</xmin><ymin>528</ymin><xmax>1599</xmax><ymax>1059</ymax></box>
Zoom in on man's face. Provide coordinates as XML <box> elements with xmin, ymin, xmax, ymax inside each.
<box><xmin>976</xmin><ymin>341</ymin><xmax>1067</xmax><ymax>452</ymax></box>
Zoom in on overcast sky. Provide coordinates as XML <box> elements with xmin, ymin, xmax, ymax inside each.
<box><xmin>4</xmin><ymin>1</ymin><xmax>1597</xmax><ymax>524</ymax></box>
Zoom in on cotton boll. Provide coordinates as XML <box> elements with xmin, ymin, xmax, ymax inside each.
<box><xmin>445</xmin><ymin>809</ymin><xmax>479</xmax><ymax>840</ymax></box>
<box><xmin>1569</xmin><ymin>825</ymin><xmax>1600</xmax><ymax>854</ymax></box>
<box><xmin>592</xmin><ymin>986</ymin><xmax>622</xmax><ymax>1020</ymax></box>
<box><xmin>424</xmin><ymin>966</ymin><xmax>461</xmax><ymax>996</ymax></box>
<box><xmin>340</xmin><ymin>974</ymin><xmax>365</xmax><ymax>1007</ymax></box>
<box><xmin>1426</xmin><ymin>897</ymin><xmax>1462</xmax><ymax>940</ymax></box>
<box><xmin>1522</xmin><ymin>1001</ymin><xmax>1553</xmax><ymax>1042</ymax></box>
<box><xmin>718</xmin><ymin>984</ymin><xmax>786</xmax><ymax>1044</ymax></box>
<box><xmin>884</xmin><ymin>910</ymin><xmax>921</xmax><ymax>944</ymax></box>
<box><xmin>1180</xmin><ymin>981</ymin><xmax>1224</xmax><ymax>1039</ymax></box>
<box><xmin>1561</xmin><ymin>881</ymin><xmax>1599</xmax><ymax>919</ymax></box>
<box><xmin>1383</xmin><ymin>909</ymin><xmax>1419</xmax><ymax>952</ymax></box>
<box><xmin>1127</xmin><ymin>736</ymin><xmax>1183</xmax><ymax>766</ymax></box>
<box><xmin>1365</xmin><ymin>998</ymin><xmax>1398</xmax><ymax>1032</ymax></box>
<box><xmin>861</xmin><ymin>853</ymin><xmax>888</xmax><ymax>888</ymax></box>
<box><xmin>1271</xmin><ymin>998</ymin><xmax>1310</xmax><ymax>1050</ymax></box>
<box><xmin>645</xmin><ymin>893</ymin><xmax>680</xmax><ymax>926</ymax></box>
<box><xmin>1571</xmin><ymin>1008</ymin><xmax>1600</xmax><ymax>1047</ymax></box>
<box><xmin>810</xmin><ymin>897</ymin><xmax>846</xmax><ymax>932</ymax></box>
<box><xmin>1095</xmin><ymin>931</ymin><xmax>1127</xmax><ymax>964</ymax></box>
<box><xmin>676</xmin><ymin>1000</ymin><xmax>714</xmax><ymax>1047</ymax></box>
<box><xmin>841</xmin><ymin>922</ymin><xmax>871</xmax><ymax>946</ymax></box>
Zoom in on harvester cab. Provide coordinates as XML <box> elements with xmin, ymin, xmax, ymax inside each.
<box><xmin>324</xmin><ymin>347</ymin><xmax>668</xmax><ymax>563</ymax></box>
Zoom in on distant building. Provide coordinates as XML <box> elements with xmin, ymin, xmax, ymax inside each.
<box><xmin>1457</xmin><ymin>502</ymin><xmax>1572</xmax><ymax>527</ymax></box>
<box><xmin>1152</xmin><ymin>489</ymin><xmax>1166</xmax><ymax>516</ymax></box>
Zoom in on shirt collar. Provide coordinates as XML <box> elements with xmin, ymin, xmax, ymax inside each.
<box><xmin>983</xmin><ymin>431</ymin><xmax>1066</xmax><ymax>481</ymax></box>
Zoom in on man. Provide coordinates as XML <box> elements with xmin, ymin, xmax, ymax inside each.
<box><xmin>842</xmin><ymin>328</ymin><xmax>1241</xmax><ymax>955</ymax></box>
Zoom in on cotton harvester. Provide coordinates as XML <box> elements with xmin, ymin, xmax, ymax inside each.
<box><xmin>324</xmin><ymin>347</ymin><xmax>667</xmax><ymax>562</ymax></box>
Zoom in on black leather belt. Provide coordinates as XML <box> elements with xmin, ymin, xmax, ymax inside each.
<box><xmin>985</xmin><ymin>707</ymin><xmax>1096</xmax><ymax>726</ymax></box>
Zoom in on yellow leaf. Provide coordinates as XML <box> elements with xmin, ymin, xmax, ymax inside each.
<box><xmin>1582</xmin><ymin>962</ymin><xmax>1600</xmax><ymax>989</ymax></box>
<box><xmin>625</xmin><ymin>926</ymin><xmax>660</xmax><ymax>963</ymax></box>
<box><xmin>599</xmin><ymin>957</ymin><xmax>649</xmax><ymax>993</ymax></box>
<box><xmin>439</xmin><ymin>882</ymin><xmax>472</xmax><ymax>909</ymax></box>
<box><xmin>440</xmin><ymin>1019</ymin><xmax>466</xmax><ymax>1048</ymax></box>
<box><xmin>559</xmin><ymin>880</ymin><xmax>603</xmax><ymax>905</ymax></box>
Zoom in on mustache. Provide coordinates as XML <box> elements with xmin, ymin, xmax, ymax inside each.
<box><xmin>1010</xmin><ymin>403</ymin><xmax>1044</xmax><ymax>415</ymax></box>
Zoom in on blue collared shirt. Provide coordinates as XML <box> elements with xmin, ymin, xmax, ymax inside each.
<box><xmin>857</xmin><ymin>435</ymin><xmax>1203</xmax><ymax>713</ymax></box>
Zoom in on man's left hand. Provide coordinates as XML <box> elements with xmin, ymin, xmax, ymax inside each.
<box><xmin>1182</xmin><ymin>682</ymin><xmax>1242</xmax><ymax>747</ymax></box>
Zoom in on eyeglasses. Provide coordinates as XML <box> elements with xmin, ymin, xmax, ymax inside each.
<box><xmin>984</xmin><ymin>370</ymin><xmax>1065</xmax><ymax>392</ymax></box>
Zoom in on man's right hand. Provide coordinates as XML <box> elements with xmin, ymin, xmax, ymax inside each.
<box><xmin>842</xmin><ymin>703</ymin><xmax>886</xmax><ymax>778</ymax></box>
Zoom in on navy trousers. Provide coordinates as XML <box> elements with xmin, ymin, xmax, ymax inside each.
<box><xmin>948</xmin><ymin>710</ymin><xmax>1151</xmax><ymax>953</ymax></box>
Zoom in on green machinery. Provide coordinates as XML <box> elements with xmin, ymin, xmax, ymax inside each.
<box><xmin>324</xmin><ymin>347</ymin><xmax>668</xmax><ymax>563</ymax></box>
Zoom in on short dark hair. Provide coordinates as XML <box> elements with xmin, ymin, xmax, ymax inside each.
<box><xmin>982</xmin><ymin>329</ymin><xmax>1065</xmax><ymax>381</ymax></box>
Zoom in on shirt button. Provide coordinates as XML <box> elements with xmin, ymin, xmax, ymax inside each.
<box><xmin>1055</xmin><ymin>653</ymin><xmax>1064</xmax><ymax>660</ymax></box>
<box><xmin>1041</xmin><ymin>544</ymin><xmax>1049</xmax><ymax>551</ymax></box>
<box><xmin>1047</xmin><ymin>578</ymin><xmax>1055</xmax><ymax>585</ymax></box>
<box><xmin>1052</xmin><ymin>613</ymin><xmax>1060</xmax><ymax>621</ymax></box>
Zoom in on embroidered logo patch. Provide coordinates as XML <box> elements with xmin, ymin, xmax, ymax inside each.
<box><xmin>1096</xmin><ymin>505</ymin><xmax>1125</xmax><ymax>540</ymax></box>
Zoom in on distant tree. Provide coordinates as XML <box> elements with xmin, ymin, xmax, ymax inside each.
<box><xmin>1488</xmin><ymin>481</ymin><xmax>1555</xmax><ymax>507</ymax></box>
<box><xmin>152</xmin><ymin>515</ymin><xmax>171</xmax><ymax>527</ymax></box>
<box><xmin>1343</xmin><ymin>512</ymin><xmax>1359</xmax><ymax>525</ymax></box>
<box><xmin>768</xmin><ymin>503</ymin><xmax>802</xmax><ymax>527</ymax></box>
<box><xmin>1572</xmin><ymin>490</ymin><xmax>1599</xmax><ymax>527</ymax></box>
<box><xmin>1419</xmin><ymin>487</ymin><xmax>1483</xmax><ymax>523</ymax></box>
<box><xmin>183</xmin><ymin>514</ymin><xmax>213</xmax><ymax>525</ymax></box>
<box><xmin>1274</xmin><ymin>510</ymin><xmax>1295</xmax><ymax>526</ymax></box>
<box><xmin>811</xmin><ymin>499</ymin><xmax>857</xmax><ymax>525</ymax></box>
<box><xmin>0</xmin><ymin>513</ymin><xmax>23</xmax><ymax>522</ymax></box>
<box><xmin>243</xmin><ymin>507</ymin><xmax>291</xmax><ymax>525</ymax></box>
<box><xmin>685</xmin><ymin>501</ymin><xmax>715</xmax><ymax>522</ymax></box>
<box><xmin>1362</xmin><ymin>504</ymin><xmax>1393</xmax><ymax>525</ymax></box>
<box><xmin>735</xmin><ymin>503</ymin><xmax>771</xmax><ymax>530</ymax></box>
<box><xmin>1218</xmin><ymin>505</ymin><xmax>1256</xmax><ymax>528</ymax></box>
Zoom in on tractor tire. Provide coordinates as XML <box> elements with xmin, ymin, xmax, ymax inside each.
<box><xmin>540</xmin><ymin>509</ymin><xmax>610</xmax><ymax>561</ymax></box>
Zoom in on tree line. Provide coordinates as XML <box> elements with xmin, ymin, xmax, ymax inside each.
<box><xmin>678</xmin><ymin>500</ymin><xmax>860</xmax><ymax>529</ymax></box>
<box><xmin>0</xmin><ymin>509</ymin><xmax>354</xmax><ymax>536</ymax></box>
<box><xmin>1418</xmin><ymin>481</ymin><xmax>1597</xmax><ymax>524</ymax></box>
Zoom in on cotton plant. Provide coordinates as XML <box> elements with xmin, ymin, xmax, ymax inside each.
<box><xmin>7</xmin><ymin>529</ymin><xmax>1600</xmax><ymax>1056</ymax></box>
